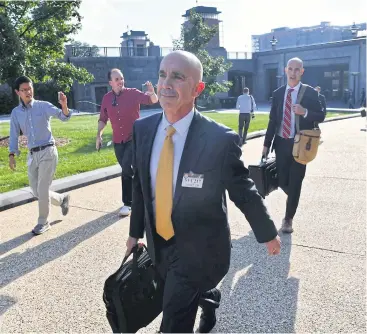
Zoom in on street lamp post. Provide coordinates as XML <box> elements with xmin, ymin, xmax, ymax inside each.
<box><xmin>350</xmin><ymin>72</ymin><xmax>359</xmax><ymax>106</ymax></box>
<box><xmin>270</xmin><ymin>35</ymin><xmax>278</xmax><ymax>51</ymax></box>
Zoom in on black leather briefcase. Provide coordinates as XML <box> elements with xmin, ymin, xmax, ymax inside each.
<box><xmin>103</xmin><ymin>244</ymin><xmax>164</xmax><ymax>333</ymax></box>
<box><xmin>248</xmin><ymin>157</ymin><xmax>278</xmax><ymax>198</ymax></box>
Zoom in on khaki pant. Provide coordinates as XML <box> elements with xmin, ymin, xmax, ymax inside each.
<box><xmin>27</xmin><ymin>146</ymin><xmax>64</xmax><ymax>225</ymax></box>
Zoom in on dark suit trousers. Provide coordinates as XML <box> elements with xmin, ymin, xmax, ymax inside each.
<box><xmin>274</xmin><ymin>136</ymin><xmax>306</xmax><ymax>219</ymax></box>
<box><xmin>114</xmin><ymin>141</ymin><xmax>133</xmax><ymax>206</ymax></box>
<box><xmin>156</xmin><ymin>240</ymin><xmax>201</xmax><ymax>333</ymax></box>
<box><xmin>238</xmin><ymin>113</ymin><xmax>251</xmax><ymax>142</ymax></box>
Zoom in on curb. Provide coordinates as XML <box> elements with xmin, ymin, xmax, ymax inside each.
<box><xmin>0</xmin><ymin>165</ymin><xmax>121</xmax><ymax>212</ymax></box>
<box><xmin>0</xmin><ymin>113</ymin><xmax>362</xmax><ymax>212</ymax></box>
<box><xmin>321</xmin><ymin>113</ymin><xmax>360</xmax><ymax>122</ymax></box>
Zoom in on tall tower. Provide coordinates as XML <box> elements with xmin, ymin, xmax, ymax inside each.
<box><xmin>182</xmin><ymin>6</ymin><xmax>222</xmax><ymax>48</ymax></box>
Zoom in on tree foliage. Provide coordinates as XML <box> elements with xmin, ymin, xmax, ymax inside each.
<box><xmin>68</xmin><ymin>38</ymin><xmax>101</xmax><ymax>57</ymax></box>
<box><xmin>0</xmin><ymin>0</ymin><xmax>93</xmax><ymax>92</ymax></box>
<box><xmin>173</xmin><ymin>10</ymin><xmax>232</xmax><ymax>99</ymax></box>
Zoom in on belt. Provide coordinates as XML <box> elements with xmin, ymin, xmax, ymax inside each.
<box><xmin>30</xmin><ymin>143</ymin><xmax>54</xmax><ymax>154</ymax></box>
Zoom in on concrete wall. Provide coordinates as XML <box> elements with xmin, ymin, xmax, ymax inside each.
<box><xmin>253</xmin><ymin>38</ymin><xmax>366</xmax><ymax>101</ymax></box>
<box><xmin>67</xmin><ymin>38</ymin><xmax>366</xmax><ymax>108</ymax></box>
<box><xmin>70</xmin><ymin>56</ymin><xmax>161</xmax><ymax>112</ymax></box>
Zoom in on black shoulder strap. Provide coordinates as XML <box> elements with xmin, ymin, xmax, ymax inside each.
<box><xmin>295</xmin><ymin>85</ymin><xmax>307</xmax><ymax>133</ymax></box>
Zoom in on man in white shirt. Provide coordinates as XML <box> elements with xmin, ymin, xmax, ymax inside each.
<box><xmin>262</xmin><ymin>57</ymin><xmax>324</xmax><ymax>233</ymax></box>
<box><xmin>236</xmin><ymin>87</ymin><xmax>256</xmax><ymax>145</ymax></box>
<box><xmin>126</xmin><ymin>50</ymin><xmax>280</xmax><ymax>333</ymax></box>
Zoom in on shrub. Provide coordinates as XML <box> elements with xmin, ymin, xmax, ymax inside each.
<box><xmin>0</xmin><ymin>92</ymin><xmax>16</xmax><ymax>115</ymax></box>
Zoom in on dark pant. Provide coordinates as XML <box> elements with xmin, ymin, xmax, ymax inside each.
<box><xmin>114</xmin><ymin>141</ymin><xmax>133</xmax><ymax>206</ymax></box>
<box><xmin>156</xmin><ymin>242</ymin><xmax>201</xmax><ymax>333</ymax></box>
<box><xmin>274</xmin><ymin>136</ymin><xmax>306</xmax><ymax>220</ymax></box>
<box><xmin>238</xmin><ymin>113</ymin><xmax>251</xmax><ymax>142</ymax></box>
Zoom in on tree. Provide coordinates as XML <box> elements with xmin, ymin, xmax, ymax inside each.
<box><xmin>0</xmin><ymin>0</ymin><xmax>93</xmax><ymax>94</ymax></box>
<box><xmin>173</xmin><ymin>10</ymin><xmax>232</xmax><ymax>103</ymax></box>
<box><xmin>68</xmin><ymin>38</ymin><xmax>101</xmax><ymax>57</ymax></box>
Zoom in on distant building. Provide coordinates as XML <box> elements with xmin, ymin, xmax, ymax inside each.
<box><xmin>252</xmin><ymin>22</ymin><xmax>367</xmax><ymax>52</ymax></box>
<box><xmin>120</xmin><ymin>30</ymin><xmax>151</xmax><ymax>57</ymax></box>
<box><xmin>182</xmin><ymin>6</ymin><xmax>223</xmax><ymax>48</ymax></box>
<box><xmin>63</xmin><ymin>5</ymin><xmax>366</xmax><ymax>110</ymax></box>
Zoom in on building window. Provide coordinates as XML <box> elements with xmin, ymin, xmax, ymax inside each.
<box><xmin>127</xmin><ymin>40</ymin><xmax>134</xmax><ymax>56</ymax></box>
<box><xmin>136</xmin><ymin>45</ymin><xmax>145</xmax><ymax>56</ymax></box>
<box><xmin>343</xmin><ymin>71</ymin><xmax>349</xmax><ymax>89</ymax></box>
<box><xmin>324</xmin><ymin>72</ymin><xmax>332</xmax><ymax>77</ymax></box>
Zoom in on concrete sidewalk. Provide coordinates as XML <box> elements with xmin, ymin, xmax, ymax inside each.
<box><xmin>0</xmin><ymin>118</ymin><xmax>366</xmax><ymax>333</ymax></box>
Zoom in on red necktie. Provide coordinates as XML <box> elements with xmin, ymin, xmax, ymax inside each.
<box><xmin>282</xmin><ymin>88</ymin><xmax>294</xmax><ymax>138</ymax></box>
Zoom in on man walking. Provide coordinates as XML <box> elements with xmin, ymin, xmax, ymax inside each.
<box><xmin>96</xmin><ymin>68</ymin><xmax>158</xmax><ymax>216</ymax></box>
<box><xmin>315</xmin><ymin>86</ymin><xmax>327</xmax><ymax>115</ymax></box>
<box><xmin>9</xmin><ymin>76</ymin><xmax>71</xmax><ymax>235</ymax></box>
<box><xmin>236</xmin><ymin>87</ymin><xmax>256</xmax><ymax>144</ymax></box>
<box><xmin>126</xmin><ymin>51</ymin><xmax>280</xmax><ymax>333</ymax></box>
<box><xmin>262</xmin><ymin>58</ymin><xmax>325</xmax><ymax>234</ymax></box>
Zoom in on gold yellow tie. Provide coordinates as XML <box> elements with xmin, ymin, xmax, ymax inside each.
<box><xmin>156</xmin><ymin>125</ymin><xmax>176</xmax><ymax>240</ymax></box>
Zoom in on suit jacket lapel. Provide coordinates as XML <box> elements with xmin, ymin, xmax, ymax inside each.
<box><xmin>278</xmin><ymin>85</ymin><xmax>286</xmax><ymax>114</ymax></box>
<box><xmin>173</xmin><ymin>110</ymin><xmax>207</xmax><ymax>210</ymax></box>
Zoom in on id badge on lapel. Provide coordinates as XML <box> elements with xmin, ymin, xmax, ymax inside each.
<box><xmin>182</xmin><ymin>171</ymin><xmax>204</xmax><ymax>188</ymax></box>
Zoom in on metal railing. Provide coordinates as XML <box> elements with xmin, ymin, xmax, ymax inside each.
<box><xmin>70</xmin><ymin>46</ymin><xmax>174</xmax><ymax>58</ymax></box>
<box><xmin>69</xmin><ymin>46</ymin><xmax>252</xmax><ymax>60</ymax></box>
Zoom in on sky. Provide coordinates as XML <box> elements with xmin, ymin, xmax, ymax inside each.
<box><xmin>74</xmin><ymin>0</ymin><xmax>367</xmax><ymax>52</ymax></box>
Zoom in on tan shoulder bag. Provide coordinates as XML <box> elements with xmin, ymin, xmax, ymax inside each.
<box><xmin>292</xmin><ymin>85</ymin><xmax>321</xmax><ymax>165</ymax></box>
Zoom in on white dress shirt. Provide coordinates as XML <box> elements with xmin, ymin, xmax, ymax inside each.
<box><xmin>150</xmin><ymin>109</ymin><xmax>194</xmax><ymax>217</ymax></box>
<box><xmin>236</xmin><ymin>94</ymin><xmax>256</xmax><ymax>113</ymax></box>
<box><xmin>278</xmin><ymin>82</ymin><xmax>308</xmax><ymax>138</ymax></box>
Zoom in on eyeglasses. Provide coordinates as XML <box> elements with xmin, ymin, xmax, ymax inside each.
<box><xmin>19</xmin><ymin>88</ymin><xmax>32</xmax><ymax>93</ymax></box>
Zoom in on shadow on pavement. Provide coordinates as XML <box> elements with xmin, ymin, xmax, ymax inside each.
<box><xmin>0</xmin><ymin>212</ymin><xmax>121</xmax><ymax>289</ymax></box>
<box><xmin>214</xmin><ymin>231</ymin><xmax>298</xmax><ymax>333</ymax></box>
<box><xmin>0</xmin><ymin>220</ymin><xmax>63</xmax><ymax>257</ymax></box>
<box><xmin>0</xmin><ymin>295</ymin><xmax>17</xmax><ymax>317</ymax></box>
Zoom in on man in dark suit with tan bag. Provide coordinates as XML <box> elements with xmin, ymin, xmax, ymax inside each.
<box><xmin>125</xmin><ymin>50</ymin><xmax>281</xmax><ymax>333</ymax></box>
<box><xmin>262</xmin><ymin>57</ymin><xmax>325</xmax><ymax>234</ymax></box>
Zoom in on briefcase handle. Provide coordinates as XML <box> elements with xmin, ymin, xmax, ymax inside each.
<box><xmin>118</xmin><ymin>243</ymin><xmax>147</xmax><ymax>272</ymax></box>
<box><xmin>260</xmin><ymin>154</ymin><xmax>275</xmax><ymax>165</ymax></box>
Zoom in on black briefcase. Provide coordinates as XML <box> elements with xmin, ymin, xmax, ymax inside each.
<box><xmin>103</xmin><ymin>244</ymin><xmax>164</xmax><ymax>333</ymax></box>
<box><xmin>248</xmin><ymin>157</ymin><xmax>278</xmax><ymax>198</ymax></box>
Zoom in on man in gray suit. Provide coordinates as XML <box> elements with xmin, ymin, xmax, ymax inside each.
<box><xmin>126</xmin><ymin>51</ymin><xmax>281</xmax><ymax>333</ymax></box>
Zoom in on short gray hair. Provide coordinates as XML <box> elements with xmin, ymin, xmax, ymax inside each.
<box><xmin>287</xmin><ymin>57</ymin><xmax>303</xmax><ymax>68</ymax></box>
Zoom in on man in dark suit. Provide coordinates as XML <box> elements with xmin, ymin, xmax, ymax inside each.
<box><xmin>126</xmin><ymin>50</ymin><xmax>281</xmax><ymax>333</ymax></box>
<box><xmin>262</xmin><ymin>57</ymin><xmax>325</xmax><ymax>234</ymax></box>
<box><xmin>315</xmin><ymin>86</ymin><xmax>327</xmax><ymax>115</ymax></box>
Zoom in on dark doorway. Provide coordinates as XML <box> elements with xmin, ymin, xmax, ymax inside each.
<box><xmin>266</xmin><ymin>68</ymin><xmax>278</xmax><ymax>101</ymax></box>
<box><xmin>228</xmin><ymin>71</ymin><xmax>253</xmax><ymax>97</ymax></box>
<box><xmin>302</xmin><ymin>64</ymin><xmax>349</xmax><ymax>101</ymax></box>
<box><xmin>94</xmin><ymin>86</ymin><xmax>108</xmax><ymax>112</ymax></box>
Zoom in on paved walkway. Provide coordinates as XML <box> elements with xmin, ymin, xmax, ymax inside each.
<box><xmin>0</xmin><ymin>118</ymin><xmax>366</xmax><ymax>333</ymax></box>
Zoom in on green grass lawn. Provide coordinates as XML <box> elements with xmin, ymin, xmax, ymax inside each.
<box><xmin>0</xmin><ymin>111</ymin><xmax>344</xmax><ymax>193</ymax></box>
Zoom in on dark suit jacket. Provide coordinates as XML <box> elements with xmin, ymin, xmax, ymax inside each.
<box><xmin>264</xmin><ymin>83</ymin><xmax>325</xmax><ymax>151</ymax></box>
<box><xmin>318</xmin><ymin>93</ymin><xmax>327</xmax><ymax>114</ymax></box>
<box><xmin>130</xmin><ymin>111</ymin><xmax>278</xmax><ymax>291</ymax></box>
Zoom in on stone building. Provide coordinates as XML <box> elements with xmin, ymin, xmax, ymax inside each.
<box><xmin>64</xmin><ymin>6</ymin><xmax>366</xmax><ymax>111</ymax></box>
<box><xmin>252</xmin><ymin>22</ymin><xmax>366</xmax><ymax>52</ymax></box>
